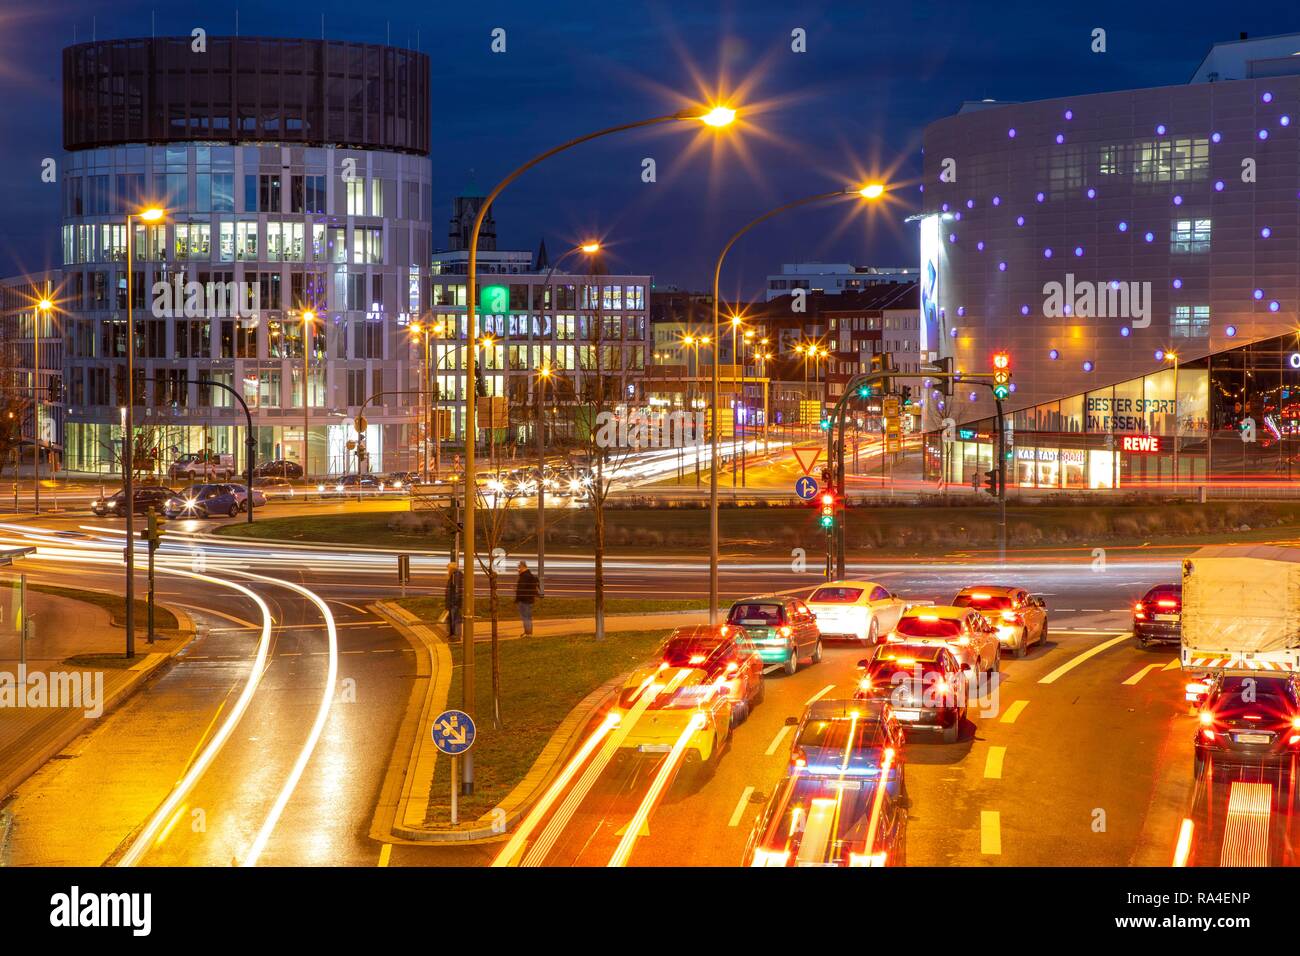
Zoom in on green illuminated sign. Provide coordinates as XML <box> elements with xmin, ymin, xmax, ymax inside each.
<box><xmin>481</xmin><ymin>285</ymin><xmax>508</xmax><ymax>313</ymax></box>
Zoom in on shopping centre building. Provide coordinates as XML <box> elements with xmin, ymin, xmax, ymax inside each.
<box><xmin>919</xmin><ymin>33</ymin><xmax>1300</xmax><ymax>489</ymax></box>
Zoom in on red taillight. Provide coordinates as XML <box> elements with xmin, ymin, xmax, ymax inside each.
<box><xmin>792</xmin><ymin>747</ymin><xmax>806</xmax><ymax>768</ymax></box>
<box><xmin>1243</xmin><ymin>714</ymin><xmax>1262</xmax><ymax>721</ymax></box>
<box><xmin>719</xmin><ymin>625</ymin><xmax>729</xmax><ymax>637</ymax></box>
<box><xmin>1201</xmin><ymin>728</ymin><xmax>1216</xmax><ymax>741</ymax></box>
<box><xmin>1198</xmin><ymin>710</ymin><xmax>1214</xmax><ymax>726</ymax></box>
<box><xmin>1133</xmin><ymin>602</ymin><xmax>1146</xmax><ymax>620</ymax></box>
<box><xmin>779</xmin><ymin>625</ymin><xmax>793</xmax><ymax>638</ymax></box>
<box><xmin>1000</xmin><ymin>610</ymin><xmax>1022</xmax><ymax>624</ymax></box>
<box><xmin>1156</xmin><ymin>599</ymin><xmax>1178</xmax><ymax>609</ymax></box>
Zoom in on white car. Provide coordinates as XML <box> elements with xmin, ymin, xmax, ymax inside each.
<box><xmin>885</xmin><ymin>605</ymin><xmax>1001</xmax><ymax>677</ymax></box>
<box><xmin>805</xmin><ymin>580</ymin><xmax>912</xmax><ymax>645</ymax></box>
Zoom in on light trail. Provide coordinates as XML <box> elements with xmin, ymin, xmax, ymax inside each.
<box><xmin>607</xmin><ymin>711</ymin><xmax>706</xmax><ymax>868</ymax></box>
<box><xmin>1219</xmin><ymin>781</ymin><xmax>1272</xmax><ymax>867</ymax></box>
<box><xmin>1172</xmin><ymin>818</ymin><xmax>1194</xmax><ymax>867</ymax></box>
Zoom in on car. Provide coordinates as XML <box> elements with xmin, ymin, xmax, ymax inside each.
<box><xmin>385</xmin><ymin>471</ymin><xmax>421</xmax><ymax>490</ymax></box>
<box><xmin>952</xmin><ymin>585</ymin><xmax>1048</xmax><ymax>658</ymax></box>
<box><xmin>743</xmin><ymin>765</ymin><xmax>908</xmax><ymax>866</ymax></box>
<box><xmin>223</xmin><ymin>482</ymin><xmax>267</xmax><ymax>511</ymax></box>
<box><xmin>1134</xmin><ymin>584</ymin><xmax>1182</xmax><ymax>647</ymax></box>
<box><xmin>90</xmin><ymin>486</ymin><xmax>183</xmax><ymax>517</ymax></box>
<box><xmin>656</xmin><ymin>626</ymin><xmax>764</xmax><ymax>724</ymax></box>
<box><xmin>806</xmin><ymin>580</ymin><xmax>911</xmax><ymax>645</ymax></box>
<box><xmin>885</xmin><ymin>605</ymin><xmax>1000</xmax><ymax>677</ymax></box>
<box><xmin>788</xmin><ymin>698</ymin><xmax>907</xmax><ymax>780</ymax></box>
<box><xmin>856</xmin><ymin>643</ymin><xmax>970</xmax><ymax>743</ymax></box>
<box><xmin>317</xmin><ymin>474</ymin><xmax>381</xmax><ymax>495</ymax></box>
<box><xmin>1194</xmin><ymin>673</ymin><xmax>1300</xmax><ymax>777</ymax></box>
<box><xmin>166</xmin><ymin>483</ymin><xmax>242</xmax><ymax>518</ymax></box>
<box><xmin>613</xmin><ymin>663</ymin><xmax>733</xmax><ymax>772</ymax></box>
<box><xmin>168</xmin><ymin>450</ymin><xmax>234</xmax><ymax>481</ymax></box>
<box><xmin>723</xmin><ymin>596</ymin><xmax>822</xmax><ymax>676</ymax></box>
<box><xmin>254</xmin><ymin>459</ymin><xmax>304</xmax><ymax>480</ymax></box>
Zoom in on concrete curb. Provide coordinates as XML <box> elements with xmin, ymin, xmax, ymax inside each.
<box><xmin>0</xmin><ymin>598</ymin><xmax>195</xmax><ymax>804</ymax></box>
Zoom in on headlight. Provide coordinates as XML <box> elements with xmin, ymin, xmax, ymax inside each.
<box><xmin>316</xmin><ymin>483</ymin><xmax>325</xmax><ymax>492</ymax></box>
<box><xmin>185</xmin><ymin>498</ymin><xmax>197</xmax><ymax>509</ymax></box>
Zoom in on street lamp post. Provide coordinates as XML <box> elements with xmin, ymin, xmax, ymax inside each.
<box><xmin>301</xmin><ymin>309</ymin><xmax>316</xmax><ymax>479</ymax></box>
<box><xmin>708</xmin><ymin>186</ymin><xmax>885</xmax><ymax>622</ymax></box>
<box><xmin>34</xmin><ymin>287</ymin><xmax>54</xmax><ymax>515</ymax></box>
<box><xmin>457</xmin><ymin>105</ymin><xmax>736</xmax><ymax>793</ymax></box>
<box><xmin>123</xmin><ymin>206</ymin><xmax>165</xmax><ymax>659</ymax></box>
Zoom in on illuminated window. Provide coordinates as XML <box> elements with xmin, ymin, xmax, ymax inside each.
<box><xmin>1172</xmin><ymin>305</ymin><xmax>1209</xmax><ymax>337</ymax></box>
<box><xmin>1171</xmin><ymin>219</ymin><xmax>1211</xmax><ymax>253</ymax></box>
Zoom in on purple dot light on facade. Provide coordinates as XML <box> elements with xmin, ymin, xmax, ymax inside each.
<box><xmin>1020</xmin><ymin>304</ymin><xmax>1030</xmax><ymax>315</ymax></box>
<box><xmin>1074</xmin><ymin>246</ymin><xmax>1084</xmax><ymax>257</ymax></box>
<box><xmin>1008</xmin><ymin>128</ymin><xmax>1016</xmax><ymax>138</ymax></box>
<box><xmin>1261</xmin><ymin>227</ymin><xmax>1272</xmax><ymax>238</ymax></box>
<box><xmin>998</xmin><ymin>261</ymin><xmax>1007</xmax><ymax>272</ymax></box>
<box><xmin>969</xmin><ymin>392</ymin><xmax>978</xmax><ymax>402</ymax></box>
<box><xmin>992</xmin><ymin>195</ymin><xmax>1001</xmax><ymax>206</ymax></box>
<box><xmin>1254</xmin><ymin>289</ymin><xmax>1264</xmax><ymax>300</ymax></box>
<box><xmin>977</xmin><ymin>241</ymin><xmax>985</xmax><ymax>251</ymax></box>
<box><xmin>1211</xmin><ymin>132</ymin><xmax>1222</xmax><ymax>143</ymax></box>
<box><xmin>1173</xmin><ymin>278</ymin><xmax>1182</xmax><ymax>289</ymax></box>
<box><xmin>1144</xmin><ymin>232</ymin><xmax>1155</xmax><ymax>243</ymax></box>
<box><xmin>949</xmin><ymin>233</ymin><xmax>957</xmax><ymax>242</ymax></box>
<box><xmin>1156</xmin><ymin>124</ymin><xmax>1167</xmax><ymax>135</ymax></box>
<box><xmin>1016</xmin><ymin>216</ymin><xmax>1025</xmax><ymax>226</ymax></box>
<box><xmin>1036</xmin><ymin>192</ymin><xmax>1045</xmax><ymax>202</ymax></box>
<box><xmin>957</xmin><ymin>306</ymin><xmax>966</xmax><ymax>317</ymax></box>
<box><xmin>1086</xmin><ymin>187</ymin><xmax>1096</xmax><ymax>199</ymax></box>
<box><xmin>1121</xmin><ymin>327</ymin><xmax>1131</xmax><ymax>337</ymax></box>
<box><xmin>966</xmin><ymin>199</ymin><xmax>974</xmax><ymax>208</ymax></box>
<box><xmin>1110</xmin><ymin>280</ymin><xmax>1121</xmax><ymax>290</ymax></box>
<box><xmin>1154</xmin><ymin>349</ymin><xmax>1165</xmax><ymax>362</ymax></box>
<box><xmin>1083</xmin><ymin>361</ymin><xmax>1094</xmax><ymax>372</ymax></box>
<box><xmin>954</xmin><ymin>211</ymin><xmax>962</xmax><ymax>221</ymax></box>
<box><xmin>941</xmin><ymin>202</ymin><xmax>949</xmax><ymax>212</ymax></box>
<box><xmin>1055</xmin><ymin>133</ymin><xmax>1065</xmax><ymax>144</ymax></box>
<box><xmin>1043</xmin><ymin>247</ymin><xmax>1053</xmax><ymax>258</ymax></box>
<box><xmin>1271</xmin><ymin>300</ymin><xmax>1281</xmax><ymax>312</ymax></box>
<box><xmin>1226</xmin><ymin>326</ymin><xmax>1237</xmax><ymax>337</ymax></box>
<box><xmin>1063</xmin><ymin>303</ymin><xmax>1072</xmax><ymax>316</ymax></box>
<box><xmin>1259</xmin><ymin>129</ymin><xmax>1269</xmax><ymax>140</ymax></box>
<box><xmin>1215</xmin><ymin>180</ymin><xmax>1225</xmax><ymax>191</ymax></box>
<box><xmin>1173</xmin><ymin>195</ymin><xmax>1183</xmax><ymax>205</ymax></box>
<box><xmin>1263</xmin><ymin>91</ymin><xmax>1274</xmax><ymax>103</ymax></box>
<box><xmin>1065</xmin><ymin>109</ymin><xmax>1073</xmax><ymax>120</ymax></box>
<box><xmin>1118</xmin><ymin>221</ymin><xmax>1128</xmax><ymax>232</ymax></box>
<box><xmin>949</xmin><ymin>327</ymin><xmax>958</xmax><ymax>338</ymax></box>
<box><xmin>1283</xmin><ymin>115</ymin><xmax>1292</xmax><ymax>127</ymax></box>
<box><xmin>1048</xmin><ymin>349</ymin><xmax>1060</xmax><ymax>360</ymax></box>
<box><xmin>1009</xmin><ymin>383</ymin><xmax>1017</xmax><ymax>393</ymax></box>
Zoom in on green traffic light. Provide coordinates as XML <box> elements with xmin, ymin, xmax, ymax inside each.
<box><xmin>819</xmin><ymin>419</ymin><xmax>831</xmax><ymax>431</ymax></box>
<box><xmin>819</xmin><ymin>515</ymin><xmax>834</xmax><ymax>529</ymax></box>
<box><xmin>993</xmin><ymin>385</ymin><xmax>1010</xmax><ymax>399</ymax></box>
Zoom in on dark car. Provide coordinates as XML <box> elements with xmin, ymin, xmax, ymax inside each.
<box><xmin>657</xmin><ymin>626</ymin><xmax>764</xmax><ymax>724</ymax></box>
<box><xmin>166</xmin><ymin>483</ymin><xmax>242</xmax><ymax>518</ymax></box>
<box><xmin>90</xmin><ymin>486</ymin><xmax>182</xmax><ymax>517</ymax></box>
<box><xmin>855</xmin><ymin>643</ymin><xmax>970</xmax><ymax>743</ymax></box>
<box><xmin>724</xmin><ymin>596</ymin><xmax>822</xmax><ymax>676</ymax></box>
<box><xmin>254</xmin><ymin>459</ymin><xmax>304</xmax><ymax>479</ymax></box>
<box><xmin>1134</xmin><ymin>584</ymin><xmax>1182</xmax><ymax>647</ymax></box>
<box><xmin>385</xmin><ymin>471</ymin><xmax>421</xmax><ymax>489</ymax></box>
<box><xmin>788</xmin><ymin>698</ymin><xmax>906</xmax><ymax>781</ymax></box>
<box><xmin>1194</xmin><ymin>674</ymin><xmax>1300</xmax><ymax>777</ymax></box>
<box><xmin>743</xmin><ymin>767</ymin><xmax>908</xmax><ymax>867</ymax></box>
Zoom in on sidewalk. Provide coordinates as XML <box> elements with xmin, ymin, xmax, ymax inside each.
<box><xmin>0</xmin><ymin>589</ymin><xmax>194</xmax><ymax>804</ymax></box>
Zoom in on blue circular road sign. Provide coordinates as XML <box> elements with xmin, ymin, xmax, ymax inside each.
<box><xmin>794</xmin><ymin>476</ymin><xmax>820</xmax><ymax>500</ymax></box>
<box><xmin>431</xmin><ymin>709</ymin><xmax>476</xmax><ymax>755</ymax></box>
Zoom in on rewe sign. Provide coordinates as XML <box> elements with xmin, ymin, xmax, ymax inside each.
<box><xmin>1121</xmin><ymin>435</ymin><xmax>1161</xmax><ymax>454</ymax></box>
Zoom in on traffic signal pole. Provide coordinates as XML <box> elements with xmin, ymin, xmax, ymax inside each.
<box><xmin>995</xmin><ymin>397</ymin><xmax>1007</xmax><ymax>564</ymax></box>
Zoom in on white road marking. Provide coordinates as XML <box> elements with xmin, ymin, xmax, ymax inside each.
<box><xmin>765</xmin><ymin>724</ymin><xmax>793</xmax><ymax>756</ymax></box>
<box><xmin>1038</xmin><ymin>633</ymin><xmax>1130</xmax><ymax>684</ymax></box>
<box><xmin>728</xmin><ymin>786</ymin><xmax>756</xmax><ymax>827</ymax></box>
<box><xmin>804</xmin><ymin>684</ymin><xmax>836</xmax><ymax>706</ymax></box>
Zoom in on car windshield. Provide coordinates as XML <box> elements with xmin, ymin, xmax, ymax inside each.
<box><xmin>1216</xmin><ymin>677</ymin><xmax>1295</xmax><ymax>709</ymax></box>
<box><xmin>869</xmin><ymin>658</ymin><xmax>945</xmax><ymax>681</ymax></box>
<box><xmin>809</xmin><ymin>587</ymin><xmax>865</xmax><ymax>604</ymax></box>
<box><xmin>1142</xmin><ymin>586</ymin><xmax>1181</xmax><ymax>606</ymax></box>
<box><xmin>896</xmin><ymin>616</ymin><xmax>963</xmax><ymax>638</ymax></box>
<box><xmin>728</xmin><ymin>603</ymin><xmax>783</xmax><ymax>625</ymax></box>
<box><xmin>954</xmin><ymin>593</ymin><xmax>1014</xmax><ymax>610</ymax></box>
<box><xmin>796</xmin><ymin>717</ymin><xmax>884</xmax><ymax>753</ymax></box>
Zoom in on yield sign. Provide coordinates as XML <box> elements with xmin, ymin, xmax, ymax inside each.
<box><xmin>793</xmin><ymin>446</ymin><xmax>823</xmax><ymax>475</ymax></box>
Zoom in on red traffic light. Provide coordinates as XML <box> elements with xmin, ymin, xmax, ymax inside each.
<box><xmin>992</xmin><ymin>351</ymin><xmax>1010</xmax><ymax>370</ymax></box>
<box><xmin>821</xmin><ymin>492</ymin><xmax>835</xmax><ymax>506</ymax></box>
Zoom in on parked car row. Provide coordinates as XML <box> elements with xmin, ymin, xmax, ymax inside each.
<box><xmin>89</xmin><ymin>482</ymin><xmax>265</xmax><ymax>519</ymax></box>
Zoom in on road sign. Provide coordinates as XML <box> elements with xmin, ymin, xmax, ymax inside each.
<box><xmin>795</xmin><ymin>475</ymin><xmax>819</xmax><ymax>500</ymax></box>
<box><xmin>792</xmin><ymin>446</ymin><xmax>822</xmax><ymax>475</ymax></box>
<box><xmin>431</xmin><ymin>709</ymin><xmax>476</xmax><ymax>755</ymax></box>
<box><xmin>883</xmin><ymin>396</ymin><xmax>901</xmax><ymax>418</ymax></box>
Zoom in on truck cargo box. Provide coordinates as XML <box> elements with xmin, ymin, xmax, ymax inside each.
<box><xmin>1181</xmin><ymin>545</ymin><xmax>1300</xmax><ymax>672</ymax></box>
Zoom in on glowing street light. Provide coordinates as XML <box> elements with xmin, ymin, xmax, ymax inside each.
<box><xmin>700</xmin><ymin>105</ymin><xmax>737</xmax><ymax>128</ymax></box>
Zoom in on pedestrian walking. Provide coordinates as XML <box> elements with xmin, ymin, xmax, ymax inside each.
<box><xmin>514</xmin><ymin>560</ymin><xmax>539</xmax><ymax>636</ymax></box>
<box><xmin>445</xmin><ymin>561</ymin><xmax>464</xmax><ymax>639</ymax></box>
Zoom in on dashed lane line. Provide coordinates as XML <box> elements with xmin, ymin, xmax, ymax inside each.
<box><xmin>1000</xmin><ymin>700</ymin><xmax>1029</xmax><ymax>724</ymax></box>
<box><xmin>377</xmin><ymin>843</ymin><xmax>392</xmax><ymax>867</ymax></box>
<box><xmin>1122</xmin><ymin>663</ymin><xmax>1164</xmax><ymax>685</ymax></box>
<box><xmin>764</xmin><ymin>725</ymin><xmax>793</xmax><ymax>756</ymax></box>
<box><xmin>1037</xmin><ymin>632</ymin><xmax>1130</xmax><ymax>684</ymax></box>
<box><xmin>804</xmin><ymin>684</ymin><xmax>836</xmax><ymax>706</ymax></box>
<box><xmin>728</xmin><ymin>787</ymin><xmax>755</xmax><ymax>827</ymax></box>
<box><xmin>981</xmin><ymin>811</ymin><xmax>1001</xmax><ymax>855</ymax></box>
<box><xmin>984</xmin><ymin>746</ymin><xmax>1006</xmax><ymax>779</ymax></box>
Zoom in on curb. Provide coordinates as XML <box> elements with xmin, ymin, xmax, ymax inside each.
<box><xmin>0</xmin><ymin>598</ymin><xmax>195</xmax><ymax>804</ymax></box>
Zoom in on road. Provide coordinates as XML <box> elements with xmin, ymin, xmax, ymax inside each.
<box><xmin>0</xmin><ymin>508</ymin><xmax>1287</xmax><ymax>868</ymax></box>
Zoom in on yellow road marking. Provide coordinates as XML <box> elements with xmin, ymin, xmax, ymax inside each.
<box><xmin>765</xmin><ymin>724</ymin><xmax>793</xmax><ymax>756</ymax></box>
<box><xmin>1038</xmin><ymin>633</ymin><xmax>1129</xmax><ymax>684</ymax></box>
<box><xmin>378</xmin><ymin>843</ymin><xmax>391</xmax><ymax>867</ymax></box>
<box><xmin>728</xmin><ymin>786</ymin><xmax>755</xmax><ymax>827</ymax></box>
<box><xmin>981</xmin><ymin>810</ymin><xmax>1001</xmax><ymax>854</ymax></box>
<box><xmin>1000</xmin><ymin>700</ymin><xmax>1029</xmax><ymax>724</ymax></box>
<box><xmin>804</xmin><ymin>684</ymin><xmax>836</xmax><ymax>706</ymax></box>
<box><xmin>984</xmin><ymin>746</ymin><xmax>1006</xmax><ymax>779</ymax></box>
<box><xmin>1123</xmin><ymin>663</ymin><xmax>1163</xmax><ymax>685</ymax></box>
<box><xmin>1162</xmin><ymin>658</ymin><xmax>1182</xmax><ymax>671</ymax></box>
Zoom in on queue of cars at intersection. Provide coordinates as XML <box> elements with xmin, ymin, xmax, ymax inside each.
<box><xmin>606</xmin><ymin>579</ymin><xmax>1054</xmax><ymax>866</ymax></box>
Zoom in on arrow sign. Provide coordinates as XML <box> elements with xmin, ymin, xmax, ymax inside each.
<box><xmin>794</xmin><ymin>476</ymin><xmax>820</xmax><ymax>501</ymax></box>
<box><xmin>792</xmin><ymin>446</ymin><xmax>823</xmax><ymax>475</ymax></box>
<box><xmin>431</xmin><ymin>708</ymin><xmax>476</xmax><ymax>755</ymax></box>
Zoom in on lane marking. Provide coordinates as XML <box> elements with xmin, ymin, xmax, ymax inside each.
<box><xmin>804</xmin><ymin>684</ymin><xmax>836</xmax><ymax>706</ymax></box>
<box><xmin>1123</xmin><ymin>663</ymin><xmax>1163</xmax><ymax>685</ymax></box>
<box><xmin>1037</xmin><ymin>633</ymin><xmax>1130</xmax><ymax>684</ymax></box>
<box><xmin>377</xmin><ymin>843</ymin><xmax>392</xmax><ymax>867</ymax></box>
<box><xmin>981</xmin><ymin>810</ymin><xmax>1002</xmax><ymax>855</ymax></box>
<box><xmin>728</xmin><ymin>786</ymin><xmax>755</xmax><ymax>827</ymax></box>
<box><xmin>765</xmin><ymin>724</ymin><xmax>793</xmax><ymax>756</ymax></box>
<box><xmin>1162</xmin><ymin>658</ymin><xmax>1182</xmax><ymax>671</ymax></box>
<box><xmin>1000</xmin><ymin>700</ymin><xmax>1029</xmax><ymax>724</ymax></box>
<box><xmin>984</xmin><ymin>746</ymin><xmax>1006</xmax><ymax>779</ymax></box>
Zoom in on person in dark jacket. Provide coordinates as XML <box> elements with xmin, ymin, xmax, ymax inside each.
<box><xmin>514</xmin><ymin>561</ymin><xmax>539</xmax><ymax>636</ymax></box>
<box><xmin>445</xmin><ymin>561</ymin><xmax>464</xmax><ymax>639</ymax></box>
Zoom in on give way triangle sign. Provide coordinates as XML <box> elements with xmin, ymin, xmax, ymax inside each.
<box><xmin>793</xmin><ymin>446</ymin><xmax>823</xmax><ymax>475</ymax></box>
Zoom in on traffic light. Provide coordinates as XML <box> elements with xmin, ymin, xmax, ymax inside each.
<box><xmin>141</xmin><ymin>508</ymin><xmax>167</xmax><ymax>552</ymax></box>
<box><xmin>819</xmin><ymin>418</ymin><xmax>832</xmax><ymax>432</ymax></box>
<box><xmin>819</xmin><ymin>465</ymin><xmax>833</xmax><ymax>486</ymax></box>
<box><xmin>992</xmin><ymin>350</ymin><xmax>1012</xmax><ymax>400</ymax></box>
<box><xmin>819</xmin><ymin>492</ymin><xmax>836</xmax><ymax>530</ymax></box>
<box><xmin>933</xmin><ymin>356</ymin><xmax>954</xmax><ymax>397</ymax></box>
<box><xmin>900</xmin><ymin>385</ymin><xmax>913</xmax><ymax>406</ymax></box>
<box><xmin>982</xmin><ymin>468</ymin><xmax>1000</xmax><ymax>496</ymax></box>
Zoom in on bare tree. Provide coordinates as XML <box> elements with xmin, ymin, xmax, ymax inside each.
<box><xmin>0</xmin><ymin>319</ymin><xmax>30</xmax><ymax>485</ymax></box>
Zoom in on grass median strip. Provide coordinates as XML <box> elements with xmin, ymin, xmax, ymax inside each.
<box><xmin>425</xmin><ymin>627</ymin><xmax>668</xmax><ymax>824</ymax></box>
<box><xmin>23</xmin><ymin>583</ymin><xmax>178</xmax><ymax>631</ymax></box>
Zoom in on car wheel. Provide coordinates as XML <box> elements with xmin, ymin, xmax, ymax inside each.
<box><xmin>783</xmin><ymin>649</ymin><xmax>798</xmax><ymax>676</ymax></box>
<box><xmin>864</xmin><ymin>618</ymin><xmax>879</xmax><ymax>646</ymax></box>
<box><xmin>988</xmin><ymin>646</ymin><xmax>1000</xmax><ymax>675</ymax></box>
<box><xmin>811</xmin><ymin>639</ymin><xmax>823</xmax><ymax>664</ymax></box>
<box><xmin>1137</xmin><ymin>632</ymin><xmax>1148</xmax><ymax>648</ymax></box>
<box><xmin>1014</xmin><ymin>636</ymin><xmax>1027</xmax><ymax>659</ymax></box>
<box><xmin>228</xmin><ymin>504</ymin><xmax>238</xmax><ymax>517</ymax></box>
<box><xmin>1038</xmin><ymin>622</ymin><xmax>1049</xmax><ymax>647</ymax></box>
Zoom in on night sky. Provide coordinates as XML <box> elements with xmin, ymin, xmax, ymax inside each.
<box><xmin>2</xmin><ymin>1</ymin><xmax>1297</xmax><ymax>299</ymax></box>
